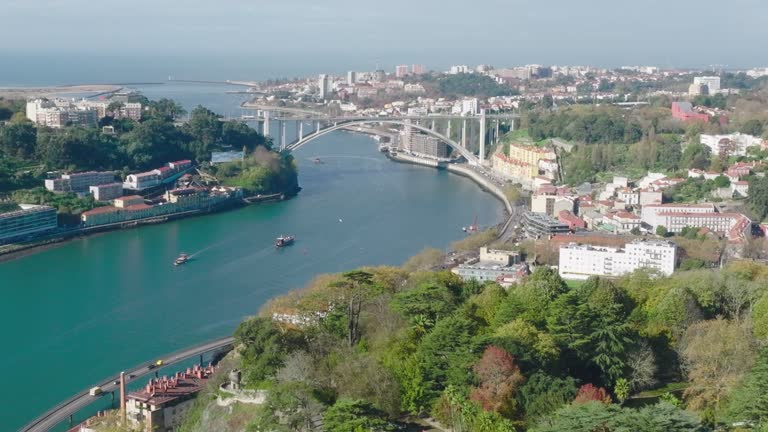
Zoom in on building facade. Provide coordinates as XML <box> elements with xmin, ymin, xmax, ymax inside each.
<box><xmin>0</xmin><ymin>204</ymin><xmax>58</xmax><ymax>244</ymax></box>
<box><xmin>89</xmin><ymin>183</ymin><xmax>123</xmax><ymax>201</ymax></box>
<box><xmin>45</xmin><ymin>171</ymin><xmax>116</xmax><ymax>193</ymax></box>
<box><xmin>701</xmin><ymin>133</ymin><xmax>763</xmax><ymax>157</ymax></box>
<box><xmin>126</xmin><ymin>364</ymin><xmax>215</xmax><ymax>432</ymax></box>
<box><xmin>559</xmin><ymin>240</ymin><xmax>677</xmax><ymax>280</ymax></box>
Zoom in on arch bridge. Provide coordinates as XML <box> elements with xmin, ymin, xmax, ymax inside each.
<box><xmin>249</xmin><ymin>112</ymin><xmax>519</xmax><ymax>166</ymax></box>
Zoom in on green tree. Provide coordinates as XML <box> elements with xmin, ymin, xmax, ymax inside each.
<box><xmin>391</xmin><ymin>282</ymin><xmax>457</xmax><ymax>331</ymax></box>
<box><xmin>614</xmin><ymin>378</ymin><xmax>630</xmax><ymax>404</ymax></box>
<box><xmin>0</xmin><ymin>121</ymin><xmax>37</xmax><ymax>159</ymax></box>
<box><xmin>728</xmin><ymin>348</ymin><xmax>768</xmax><ymax>426</ymax></box>
<box><xmin>749</xmin><ymin>175</ymin><xmax>768</xmax><ymax>221</ymax></box>
<box><xmin>328</xmin><ymin>270</ymin><xmax>376</xmax><ymax>347</ymax></box>
<box><xmin>532</xmin><ymin>401</ymin><xmax>707</xmax><ymax>432</ymax></box>
<box><xmin>741</xmin><ymin>119</ymin><xmax>765</xmax><ymax>136</ymax></box>
<box><xmin>517</xmin><ymin>372</ymin><xmax>578</xmax><ymax>424</ymax></box>
<box><xmin>656</xmin><ymin>226</ymin><xmax>669</xmax><ymax>237</ymax></box>
<box><xmin>323</xmin><ymin>399</ymin><xmax>396</xmax><ymax>432</ymax></box>
<box><xmin>234</xmin><ymin>317</ymin><xmax>301</xmax><ymax>385</ymax></box>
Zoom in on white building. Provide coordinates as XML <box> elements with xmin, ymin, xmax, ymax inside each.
<box><xmin>45</xmin><ymin>171</ymin><xmax>116</xmax><ymax>193</ymax></box>
<box><xmin>559</xmin><ymin>240</ymin><xmax>677</xmax><ymax>280</ymax></box>
<box><xmin>449</xmin><ymin>65</ymin><xmax>471</xmax><ymax>74</ymax></box>
<box><xmin>700</xmin><ymin>133</ymin><xmax>763</xmax><ymax>157</ymax></box>
<box><xmin>89</xmin><ymin>183</ymin><xmax>123</xmax><ymax>201</ymax></box>
<box><xmin>693</xmin><ymin>76</ymin><xmax>721</xmax><ymax>93</ymax></box>
<box><xmin>346</xmin><ymin>71</ymin><xmax>357</xmax><ymax>85</ymax></box>
<box><xmin>452</xmin><ymin>98</ymin><xmax>479</xmax><ymax>115</ymax></box>
<box><xmin>641</xmin><ymin>203</ymin><xmax>716</xmax><ymax>229</ymax></box>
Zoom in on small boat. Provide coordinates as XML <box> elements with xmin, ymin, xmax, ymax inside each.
<box><xmin>313</xmin><ymin>158</ymin><xmax>324</xmax><ymax>164</ymax></box>
<box><xmin>174</xmin><ymin>253</ymin><xmax>189</xmax><ymax>266</ymax></box>
<box><xmin>275</xmin><ymin>235</ymin><xmax>295</xmax><ymax>248</ymax></box>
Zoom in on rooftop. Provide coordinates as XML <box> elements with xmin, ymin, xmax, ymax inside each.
<box><xmin>128</xmin><ymin>365</ymin><xmax>214</xmax><ymax>406</ymax></box>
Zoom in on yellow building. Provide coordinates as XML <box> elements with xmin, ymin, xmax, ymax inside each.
<box><xmin>491</xmin><ymin>143</ymin><xmax>558</xmax><ymax>187</ymax></box>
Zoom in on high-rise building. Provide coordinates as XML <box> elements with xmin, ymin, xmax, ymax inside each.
<box><xmin>318</xmin><ymin>74</ymin><xmax>330</xmax><ymax>100</ymax></box>
<box><xmin>411</xmin><ymin>64</ymin><xmax>426</xmax><ymax>75</ymax></box>
<box><xmin>346</xmin><ymin>71</ymin><xmax>357</xmax><ymax>85</ymax></box>
<box><xmin>395</xmin><ymin>65</ymin><xmax>409</xmax><ymax>78</ymax></box>
<box><xmin>692</xmin><ymin>76</ymin><xmax>721</xmax><ymax>94</ymax></box>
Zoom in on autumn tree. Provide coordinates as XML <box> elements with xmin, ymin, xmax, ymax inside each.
<box><xmin>573</xmin><ymin>384</ymin><xmax>612</xmax><ymax>405</ymax></box>
<box><xmin>680</xmin><ymin>317</ymin><xmax>757</xmax><ymax>410</ymax></box>
<box><xmin>470</xmin><ymin>346</ymin><xmax>526</xmax><ymax>418</ymax></box>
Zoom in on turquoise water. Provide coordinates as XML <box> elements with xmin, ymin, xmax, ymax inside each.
<box><xmin>0</xmin><ymin>83</ymin><xmax>503</xmax><ymax>430</ymax></box>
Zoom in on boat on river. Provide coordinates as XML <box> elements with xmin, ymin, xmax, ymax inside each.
<box><xmin>173</xmin><ymin>253</ymin><xmax>189</xmax><ymax>266</ymax></box>
<box><xmin>275</xmin><ymin>235</ymin><xmax>295</xmax><ymax>248</ymax></box>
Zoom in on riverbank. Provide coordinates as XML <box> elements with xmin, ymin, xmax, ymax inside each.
<box><xmin>386</xmin><ymin>151</ymin><xmax>513</xmax><ymax>214</ymax></box>
<box><xmin>0</xmin><ymin>84</ymin><xmax>123</xmax><ymax>99</ymax></box>
<box><xmin>0</xmin><ymin>194</ymin><xmax>288</xmax><ymax>263</ymax></box>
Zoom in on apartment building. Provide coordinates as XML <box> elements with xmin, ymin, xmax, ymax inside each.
<box><xmin>45</xmin><ymin>171</ymin><xmax>116</xmax><ymax>193</ymax></box>
<box><xmin>559</xmin><ymin>240</ymin><xmax>677</xmax><ymax>280</ymax></box>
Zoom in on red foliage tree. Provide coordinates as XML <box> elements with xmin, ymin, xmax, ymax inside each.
<box><xmin>470</xmin><ymin>345</ymin><xmax>525</xmax><ymax>417</ymax></box>
<box><xmin>573</xmin><ymin>383</ymin><xmax>613</xmax><ymax>405</ymax></box>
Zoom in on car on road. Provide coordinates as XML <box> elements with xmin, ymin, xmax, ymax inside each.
<box><xmin>113</xmin><ymin>380</ymin><xmax>120</xmax><ymax>385</ymax></box>
<box><xmin>89</xmin><ymin>387</ymin><xmax>102</xmax><ymax>396</ymax></box>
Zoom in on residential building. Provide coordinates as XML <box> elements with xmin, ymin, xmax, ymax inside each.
<box><xmin>521</xmin><ymin>211</ymin><xmax>571</xmax><ymax>238</ymax></box>
<box><xmin>318</xmin><ymin>74</ymin><xmax>330</xmax><ymax>100</ymax></box>
<box><xmin>45</xmin><ymin>171</ymin><xmax>116</xmax><ymax>193</ymax></box>
<box><xmin>639</xmin><ymin>189</ymin><xmax>663</xmax><ymax>206</ymax></box>
<box><xmin>0</xmin><ymin>204</ymin><xmax>58</xmax><ymax>244</ymax></box>
<box><xmin>408</xmin><ymin>133</ymin><xmax>449</xmax><ymax>159</ymax></box>
<box><xmin>558</xmin><ymin>240</ymin><xmax>677</xmax><ymax>280</ymax></box>
<box><xmin>671</xmin><ymin>102</ymin><xmax>709</xmax><ymax>122</ymax></box>
<box><xmin>126</xmin><ymin>364</ymin><xmax>215</xmax><ymax>432</ymax></box>
<box><xmin>701</xmin><ymin>133</ymin><xmax>763</xmax><ymax>157</ymax></box>
<box><xmin>492</xmin><ymin>143</ymin><xmax>558</xmax><ymax>187</ymax></box>
<box><xmin>412</xmin><ymin>64</ymin><xmax>426</xmax><ymax>75</ymax></box>
<box><xmin>531</xmin><ymin>194</ymin><xmax>576</xmax><ymax>217</ymax></box>
<box><xmin>89</xmin><ymin>183</ymin><xmax>123</xmax><ymax>201</ymax></box>
<box><xmin>449</xmin><ymin>65</ymin><xmax>470</xmax><ymax>74</ymax></box>
<box><xmin>395</xmin><ymin>65</ymin><xmax>409</xmax><ymax>78</ymax></box>
<box><xmin>451</xmin><ymin>98</ymin><xmax>479</xmax><ymax>115</ymax></box>
<box><xmin>558</xmin><ymin>210</ymin><xmax>586</xmax><ymax>230</ymax></box>
<box><xmin>26</xmin><ymin>98</ymin><xmax>100</xmax><ymax>128</ymax></box>
<box><xmin>124</xmin><ymin>171</ymin><xmax>161</xmax><ymax>190</ymax></box>
<box><xmin>346</xmin><ymin>71</ymin><xmax>357</xmax><ymax>85</ymax></box>
<box><xmin>693</xmin><ymin>76</ymin><xmax>721</xmax><ymax>93</ymax></box>
<box><xmin>605</xmin><ymin>211</ymin><xmax>642</xmax><ymax>233</ymax></box>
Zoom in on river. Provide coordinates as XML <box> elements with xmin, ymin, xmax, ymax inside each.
<box><xmin>0</xmin><ymin>82</ymin><xmax>503</xmax><ymax>430</ymax></box>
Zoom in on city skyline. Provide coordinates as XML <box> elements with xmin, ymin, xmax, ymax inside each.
<box><xmin>2</xmin><ymin>0</ymin><xmax>767</xmax><ymax>69</ymax></box>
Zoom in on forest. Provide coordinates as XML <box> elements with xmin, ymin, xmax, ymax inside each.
<box><xmin>177</xmin><ymin>259</ymin><xmax>768</xmax><ymax>432</ymax></box>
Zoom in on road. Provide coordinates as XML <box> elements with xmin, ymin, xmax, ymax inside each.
<box><xmin>19</xmin><ymin>337</ymin><xmax>235</xmax><ymax>432</ymax></box>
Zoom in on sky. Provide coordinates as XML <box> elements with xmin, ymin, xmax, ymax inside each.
<box><xmin>2</xmin><ymin>0</ymin><xmax>767</xmax><ymax>71</ymax></box>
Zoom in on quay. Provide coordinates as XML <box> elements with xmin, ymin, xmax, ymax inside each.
<box><xmin>19</xmin><ymin>337</ymin><xmax>234</xmax><ymax>432</ymax></box>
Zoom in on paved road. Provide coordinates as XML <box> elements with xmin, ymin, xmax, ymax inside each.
<box><xmin>19</xmin><ymin>337</ymin><xmax>235</xmax><ymax>432</ymax></box>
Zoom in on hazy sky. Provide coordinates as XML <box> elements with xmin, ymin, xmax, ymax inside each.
<box><xmin>3</xmin><ymin>0</ymin><xmax>766</xmax><ymax>69</ymax></box>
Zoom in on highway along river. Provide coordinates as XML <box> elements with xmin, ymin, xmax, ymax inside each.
<box><xmin>0</xmin><ymin>82</ymin><xmax>503</xmax><ymax>430</ymax></box>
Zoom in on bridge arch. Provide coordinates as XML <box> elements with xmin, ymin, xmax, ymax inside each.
<box><xmin>285</xmin><ymin>119</ymin><xmax>479</xmax><ymax>165</ymax></box>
